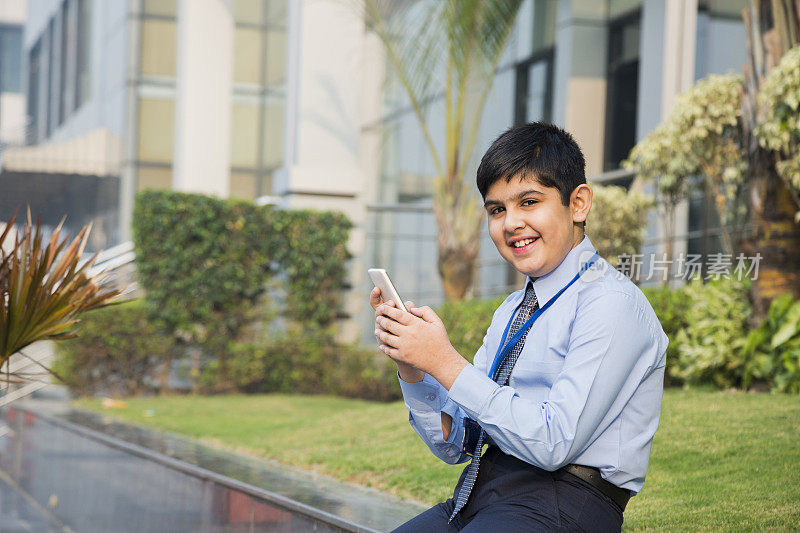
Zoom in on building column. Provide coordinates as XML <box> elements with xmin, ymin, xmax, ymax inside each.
<box><xmin>172</xmin><ymin>0</ymin><xmax>233</xmax><ymax>198</ymax></box>
<box><xmin>639</xmin><ymin>0</ymin><xmax>697</xmax><ymax>282</ymax></box>
<box><xmin>553</xmin><ymin>0</ymin><xmax>608</xmax><ymax>176</ymax></box>
<box><xmin>277</xmin><ymin>0</ymin><xmax>371</xmax><ymax>340</ymax></box>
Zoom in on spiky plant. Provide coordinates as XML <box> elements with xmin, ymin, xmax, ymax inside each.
<box><xmin>0</xmin><ymin>210</ymin><xmax>121</xmax><ymax>380</ymax></box>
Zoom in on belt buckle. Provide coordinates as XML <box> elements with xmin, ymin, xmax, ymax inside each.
<box><xmin>460</xmin><ymin>418</ymin><xmax>481</xmax><ymax>456</ymax></box>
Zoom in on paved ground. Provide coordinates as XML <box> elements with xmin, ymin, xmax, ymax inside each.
<box><xmin>0</xmin><ymin>397</ymin><xmax>423</xmax><ymax>532</ymax></box>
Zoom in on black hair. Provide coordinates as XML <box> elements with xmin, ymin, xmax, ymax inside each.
<box><xmin>476</xmin><ymin>122</ymin><xmax>586</xmax><ymax>206</ymax></box>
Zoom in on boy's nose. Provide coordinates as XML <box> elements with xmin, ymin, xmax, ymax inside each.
<box><xmin>503</xmin><ymin>209</ymin><xmax>525</xmax><ymax>233</ymax></box>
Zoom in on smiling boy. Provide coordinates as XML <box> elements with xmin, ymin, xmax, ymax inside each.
<box><xmin>371</xmin><ymin>122</ymin><xmax>668</xmax><ymax>532</ymax></box>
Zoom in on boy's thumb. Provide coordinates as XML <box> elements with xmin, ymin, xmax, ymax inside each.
<box><xmin>411</xmin><ymin>305</ymin><xmax>436</xmax><ymax>323</ymax></box>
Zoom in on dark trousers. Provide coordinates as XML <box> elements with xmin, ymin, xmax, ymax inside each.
<box><xmin>393</xmin><ymin>447</ymin><xmax>623</xmax><ymax>532</ymax></box>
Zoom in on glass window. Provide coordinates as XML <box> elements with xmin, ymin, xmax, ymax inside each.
<box><xmin>265</xmin><ymin>27</ymin><xmax>286</xmax><ymax>87</ymax></box>
<box><xmin>609</xmin><ymin>0</ymin><xmax>642</xmax><ymax>18</ymax></box>
<box><xmin>46</xmin><ymin>19</ymin><xmax>56</xmax><ymax>137</ymax></box>
<box><xmin>140</xmin><ymin>19</ymin><xmax>176</xmax><ymax>77</ymax></box>
<box><xmin>234</xmin><ymin>27</ymin><xmax>263</xmax><ymax>85</ymax></box>
<box><xmin>75</xmin><ymin>0</ymin><xmax>91</xmax><ymax>109</ymax></box>
<box><xmin>231</xmin><ymin>101</ymin><xmax>260</xmax><ymax>168</ymax></box>
<box><xmin>699</xmin><ymin>0</ymin><xmax>747</xmax><ymax>18</ymax></box>
<box><xmin>136</xmin><ymin>165</ymin><xmax>173</xmax><ymax>191</ymax></box>
<box><xmin>27</xmin><ymin>39</ymin><xmax>43</xmax><ymax>143</ymax></box>
<box><xmin>266</xmin><ymin>0</ymin><xmax>287</xmax><ymax>26</ymax></box>
<box><xmin>604</xmin><ymin>12</ymin><xmax>641</xmax><ymax>171</ymax></box>
<box><xmin>0</xmin><ymin>25</ymin><xmax>23</xmax><ymax>93</ymax></box>
<box><xmin>59</xmin><ymin>0</ymin><xmax>76</xmax><ymax>124</ymax></box>
<box><xmin>531</xmin><ymin>0</ymin><xmax>557</xmax><ymax>53</ymax></box>
<box><xmin>137</xmin><ymin>98</ymin><xmax>174</xmax><ymax>162</ymax></box>
<box><xmin>233</xmin><ymin>0</ymin><xmax>264</xmax><ymax>25</ymax></box>
<box><xmin>261</xmin><ymin>99</ymin><xmax>284</xmax><ymax>169</ymax></box>
<box><xmin>230</xmin><ymin>171</ymin><xmax>258</xmax><ymax>199</ymax></box>
<box><xmin>143</xmin><ymin>0</ymin><xmax>177</xmax><ymax>17</ymax></box>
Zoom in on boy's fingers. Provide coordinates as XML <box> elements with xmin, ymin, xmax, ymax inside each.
<box><xmin>375</xmin><ymin>328</ymin><xmax>399</xmax><ymax>347</ymax></box>
<box><xmin>379</xmin><ymin>304</ymin><xmax>412</xmax><ymax>325</ymax></box>
<box><xmin>377</xmin><ymin>316</ymin><xmax>404</xmax><ymax>334</ymax></box>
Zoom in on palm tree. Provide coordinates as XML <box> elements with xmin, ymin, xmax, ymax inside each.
<box><xmin>741</xmin><ymin>0</ymin><xmax>800</xmax><ymax>318</ymax></box>
<box><xmin>363</xmin><ymin>0</ymin><xmax>525</xmax><ymax>300</ymax></box>
<box><xmin>0</xmin><ymin>210</ymin><xmax>121</xmax><ymax>383</ymax></box>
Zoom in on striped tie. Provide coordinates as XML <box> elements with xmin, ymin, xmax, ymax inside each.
<box><xmin>449</xmin><ymin>282</ymin><xmax>539</xmax><ymax>522</ymax></box>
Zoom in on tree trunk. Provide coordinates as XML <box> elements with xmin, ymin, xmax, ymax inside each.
<box><xmin>741</xmin><ymin>0</ymin><xmax>800</xmax><ymax>321</ymax></box>
<box><xmin>744</xmin><ymin>154</ymin><xmax>800</xmax><ymax>318</ymax></box>
<box><xmin>438</xmin><ymin>242</ymin><xmax>481</xmax><ymax>301</ymax></box>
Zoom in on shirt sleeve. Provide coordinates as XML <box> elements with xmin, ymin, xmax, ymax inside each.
<box><xmin>447</xmin><ymin>290</ymin><xmax>663</xmax><ymax>471</ymax></box>
<box><xmin>398</xmin><ymin>373</ymin><xmax>468</xmax><ymax>464</ymax></box>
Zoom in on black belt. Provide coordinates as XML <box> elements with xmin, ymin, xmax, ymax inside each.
<box><xmin>563</xmin><ymin>464</ymin><xmax>630</xmax><ymax>512</ymax></box>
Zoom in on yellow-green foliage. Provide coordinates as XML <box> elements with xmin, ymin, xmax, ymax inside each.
<box><xmin>587</xmin><ymin>184</ymin><xmax>654</xmax><ymax>267</ymax></box>
<box><xmin>756</xmin><ymin>45</ymin><xmax>800</xmax><ymax>221</ymax></box>
<box><xmin>625</xmin><ymin>74</ymin><xmax>747</xmax><ymax>226</ymax></box>
<box><xmin>671</xmin><ymin>277</ymin><xmax>752</xmax><ymax>388</ymax></box>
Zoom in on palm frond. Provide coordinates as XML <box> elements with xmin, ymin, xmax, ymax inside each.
<box><xmin>0</xmin><ymin>209</ymin><xmax>122</xmax><ymax>370</ymax></box>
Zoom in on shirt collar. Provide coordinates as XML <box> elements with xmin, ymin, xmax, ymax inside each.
<box><xmin>527</xmin><ymin>235</ymin><xmax>596</xmax><ymax>304</ymax></box>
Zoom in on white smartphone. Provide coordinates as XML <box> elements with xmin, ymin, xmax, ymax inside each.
<box><xmin>368</xmin><ymin>268</ymin><xmax>408</xmax><ymax>313</ymax></box>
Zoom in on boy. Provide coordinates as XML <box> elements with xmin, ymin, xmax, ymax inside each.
<box><xmin>371</xmin><ymin>122</ymin><xmax>667</xmax><ymax>532</ymax></box>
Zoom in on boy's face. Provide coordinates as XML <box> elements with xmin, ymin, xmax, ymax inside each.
<box><xmin>484</xmin><ymin>175</ymin><xmax>590</xmax><ymax>279</ymax></box>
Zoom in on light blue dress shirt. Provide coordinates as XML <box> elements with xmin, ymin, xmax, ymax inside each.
<box><xmin>399</xmin><ymin>236</ymin><xmax>668</xmax><ymax>494</ymax></box>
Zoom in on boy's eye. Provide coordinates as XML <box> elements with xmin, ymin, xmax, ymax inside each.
<box><xmin>489</xmin><ymin>206</ymin><xmax>505</xmax><ymax>215</ymax></box>
<box><xmin>522</xmin><ymin>199</ymin><xmax>538</xmax><ymax>207</ymax></box>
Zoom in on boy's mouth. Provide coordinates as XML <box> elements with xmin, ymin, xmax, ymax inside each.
<box><xmin>509</xmin><ymin>236</ymin><xmax>539</xmax><ymax>254</ymax></box>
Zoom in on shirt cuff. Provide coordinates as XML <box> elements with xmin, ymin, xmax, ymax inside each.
<box><xmin>398</xmin><ymin>372</ymin><xmax>447</xmax><ymax>412</ymax></box>
<box><xmin>441</xmin><ymin>398</ymin><xmax>464</xmax><ymax>445</ymax></box>
<box><xmin>447</xmin><ymin>363</ymin><xmax>501</xmax><ymax>418</ymax></box>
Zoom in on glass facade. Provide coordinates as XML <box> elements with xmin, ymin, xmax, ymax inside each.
<box><xmin>133</xmin><ymin>0</ymin><xmax>288</xmax><ymax>197</ymax></box>
<box><xmin>0</xmin><ymin>24</ymin><xmax>23</xmax><ymax>93</ymax></box>
<box><xmin>604</xmin><ymin>8</ymin><xmax>641</xmax><ymax>171</ymax></box>
<box><xmin>24</xmin><ymin>0</ymin><xmax>91</xmax><ymax>144</ymax></box>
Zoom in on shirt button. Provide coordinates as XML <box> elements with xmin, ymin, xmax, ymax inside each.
<box><xmin>426</xmin><ymin>393</ymin><xmax>436</xmax><ymax>402</ymax></box>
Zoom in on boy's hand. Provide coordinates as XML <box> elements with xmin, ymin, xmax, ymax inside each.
<box><xmin>370</xmin><ymin>287</ymin><xmax>424</xmax><ymax>382</ymax></box>
<box><xmin>375</xmin><ymin>304</ymin><xmax>467</xmax><ymax>390</ymax></box>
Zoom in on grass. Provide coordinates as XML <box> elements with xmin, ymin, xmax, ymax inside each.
<box><xmin>75</xmin><ymin>389</ymin><xmax>800</xmax><ymax>531</ymax></box>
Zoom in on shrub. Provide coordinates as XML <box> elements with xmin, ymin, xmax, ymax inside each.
<box><xmin>438</xmin><ymin>296</ymin><xmax>506</xmax><ymax>363</ymax></box>
<box><xmin>201</xmin><ymin>329</ymin><xmax>400</xmax><ymax>401</ymax></box>
<box><xmin>670</xmin><ymin>277</ymin><xmax>751</xmax><ymax>388</ymax></box>
<box><xmin>743</xmin><ymin>293</ymin><xmax>800</xmax><ymax>394</ymax></box>
<box><xmin>587</xmin><ymin>185</ymin><xmax>654</xmax><ymax>267</ymax></box>
<box><xmin>642</xmin><ymin>284</ymin><xmax>693</xmax><ymax>386</ymax></box>
<box><xmin>132</xmin><ymin>190</ymin><xmax>352</xmax><ymax>390</ymax></box>
<box><xmin>53</xmin><ymin>300</ymin><xmax>175</xmax><ymax>397</ymax></box>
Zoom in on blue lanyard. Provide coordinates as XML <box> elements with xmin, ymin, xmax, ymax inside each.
<box><xmin>487</xmin><ymin>252</ymin><xmax>599</xmax><ymax>380</ymax></box>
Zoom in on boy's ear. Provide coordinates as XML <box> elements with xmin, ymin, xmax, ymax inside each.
<box><xmin>571</xmin><ymin>184</ymin><xmax>592</xmax><ymax>224</ymax></box>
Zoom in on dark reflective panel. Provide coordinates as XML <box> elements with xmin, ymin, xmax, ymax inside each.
<box><xmin>1</xmin><ymin>403</ymin><xmax>416</xmax><ymax>532</ymax></box>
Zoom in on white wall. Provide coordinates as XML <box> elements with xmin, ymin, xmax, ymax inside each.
<box><xmin>172</xmin><ymin>0</ymin><xmax>233</xmax><ymax>198</ymax></box>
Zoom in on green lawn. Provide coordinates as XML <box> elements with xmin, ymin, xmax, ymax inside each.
<box><xmin>75</xmin><ymin>389</ymin><xmax>800</xmax><ymax>531</ymax></box>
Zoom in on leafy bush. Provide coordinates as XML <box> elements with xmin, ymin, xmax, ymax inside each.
<box><xmin>438</xmin><ymin>296</ymin><xmax>505</xmax><ymax>363</ymax></box>
<box><xmin>642</xmin><ymin>284</ymin><xmax>693</xmax><ymax>386</ymax></box>
<box><xmin>670</xmin><ymin>278</ymin><xmax>751</xmax><ymax>388</ymax></box>
<box><xmin>743</xmin><ymin>293</ymin><xmax>800</xmax><ymax>393</ymax></box>
<box><xmin>201</xmin><ymin>329</ymin><xmax>400</xmax><ymax>402</ymax></box>
<box><xmin>54</xmin><ymin>300</ymin><xmax>175</xmax><ymax>397</ymax></box>
<box><xmin>132</xmin><ymin>190</ymin><xmax>352</xmax><ymax>390</ymax></box>
<box><xmin>588</xmin><ymin>185</ymin><xmax>654</xmax><ymax>267</ymax></box>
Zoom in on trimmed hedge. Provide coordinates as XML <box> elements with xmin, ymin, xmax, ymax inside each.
<box><xmin>132</xmin><ymin>190</ymin><xmax>352</xmax><ymax>389</ymax></box>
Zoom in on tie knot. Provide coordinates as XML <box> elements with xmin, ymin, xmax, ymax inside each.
<box><xmin>523</xmin><ymin>282</ymin><xmax>537</xmax><ymax>307</ymax></box>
